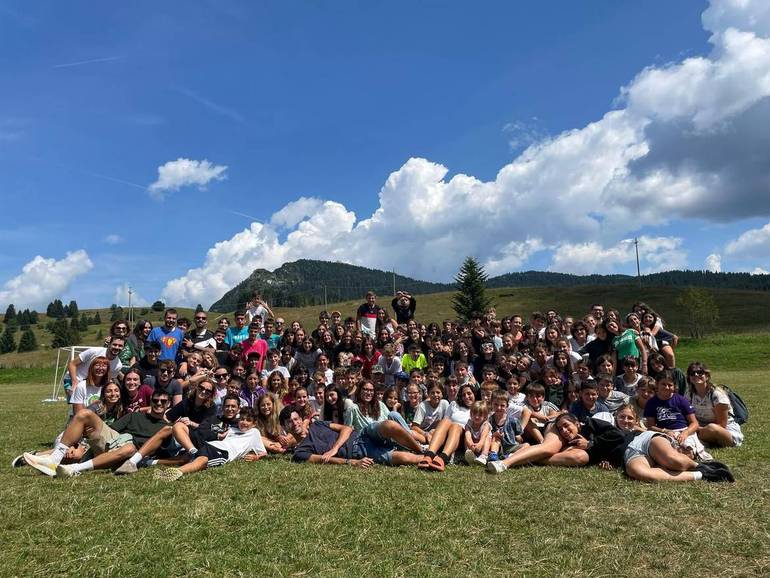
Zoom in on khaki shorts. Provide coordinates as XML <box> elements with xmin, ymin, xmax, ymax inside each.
<box><xmin>88</xmin><ymin>422</ymin><xmax>133</xmax><ymax>454</ymax></box>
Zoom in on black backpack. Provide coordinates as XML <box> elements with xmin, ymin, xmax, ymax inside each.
<box><xmin>719</xmin><ymin>385</ymin><xmax>749</xmax><ymax>425</ymax></box>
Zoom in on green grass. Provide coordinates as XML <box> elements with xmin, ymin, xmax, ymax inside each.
<box><xmin>1</xmin><ymin>336</ymin><xmax>768</xmax><ymax>576</ymax></box>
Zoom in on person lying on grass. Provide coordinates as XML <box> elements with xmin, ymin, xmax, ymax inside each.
<box><xmin>23</xmin><ymin>390</ymin><xmax>175</xmax><ymax>478</ymax></box>
<box><xmin>487</xmin><ymin>411</ymin><xmax>735</xmax><ymax>483</ymax></box>
<box><xmin>282</xmin><ymin>408</ymin><xmax>424</xmax><ymax>467</ymax></box>
<box><xmin>154</xmin><ymin>407</ymin><xmax>267</xmax><ymax>481</ymax></box>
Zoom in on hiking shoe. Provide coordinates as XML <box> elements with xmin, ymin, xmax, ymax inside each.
<box><xmin>11</xmin><ymin>454</ymin><xmax>28</xmax><ymax>468</ymax></box>
<box><xmin>487</xmin><ymin>451</ymin><xmax>499</xmax><ymax>462</ymax></box>
<box><xmin>464</xmin><ymin>449</ymin><xmax>477</xmax><ymax>465</ymax></box>
<box><xmin>486</xmin><ymin>460</ymin><xmax>507</xmax><ymax>475</ymax></box>
<box><xmin>696</xmin><ymin>462</ymin><xmax>734</xmax><ymax>482</ymax></box>
<box><xmin>154</xmin><ymin>468</ymin><xmax>183</xmax><ymax>481</ymax></box>
<box><xmin>113</xmin><ymin>460</ymin><xmax>138</xmax><ymax>476</ymax></box>
<box><xmin>56</xmin><ymin>464</ymin><xmax>80</xmax><ymax>478</ymax></box>
<box><xmin>23</xmin><ymin>452</ymin><xmax>57</xmax><ymax>477</ymax></box>
<box><xmin>474</xmin><ymin>454</ymin><xmax>488</xmax><ymax>467</ymax></box>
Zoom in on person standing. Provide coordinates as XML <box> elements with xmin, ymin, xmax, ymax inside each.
<box><xmin>147</xmin><ymin>309</ymin><xmax>185</xmax><ymax>362</ymax></box>
<box><xmin>356</xmin><ymin>291</ymin><xmax>382</xmax><ymax>338</ymax></box>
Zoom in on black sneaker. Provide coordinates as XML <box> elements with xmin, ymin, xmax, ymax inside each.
<box><xmin>696</xmin><ymin>462</ymin><xmax>734</xmax><ymax>482</ymax></box>
<box><xmin>707</xmin><ymin>460</ymin><xmax>735</xmax><ymax>482</ymax></box>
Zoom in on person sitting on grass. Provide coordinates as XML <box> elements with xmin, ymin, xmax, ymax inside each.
<box><xmin>685</xmin><ymin>361</ymin><xmax>744</xmax><ymax>448</ymax></box>
<box><xmin>410</xmin><ymin>381</ymin><xmax>450</xmax><ymax>444</ymax></box>
<box><xmin>284</xmin><ymin>408</ymin><xmax>424</xmax><ymax>467</ymax></box>
<box><xmin>487</xmin><ymin>390</ymin><xmax>528</xmax><ymax>463</ymax></box>
<box><xmin>615</xmin><ymin>356</ymin><xmax>643</xmax><ymax>395</ymax></box>
<box><xmin>521</xmin><ymin>383</ymin><xmax>561</xmax><ymax>444</ymax></box>
<box><xmin>154</xmin><ymin>407</ymin><xmax>267</xmax><ymax>481</ymax></box>
<box><xmin>23</xmin><ymin>390</ymin><xmax>174</xmax><ymax>478</ymax></box>
<box><xmin>463</xmin><ymin>401</ymin><xmax>492</xmax><ymax>466</ymax></box>
<box><xmin>417</xmin><ymin>384</ymin><xmax>477</xmax><ymax>471</ymax></box>
<box><xmin>643</xmin><ymin>370</ymin><xmax>709</xmax><ymax>461</ymax></box>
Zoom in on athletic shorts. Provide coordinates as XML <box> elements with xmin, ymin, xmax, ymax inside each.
<box><xmin>88</xmin><ymin>422</ymin><xmax>133</xmax><ymax>455</ymax></box>
<box><xmin>198</xmin><ymin>443</ymin><xmax>230</xmax><ymax>468</ymax></box>
<box><xmin>623</xmin><ymin>431</ymin><xmax>666</xmax><ymax>466</ymax></box>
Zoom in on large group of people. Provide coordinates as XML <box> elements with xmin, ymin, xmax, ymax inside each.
<box><xmin>16</xmin><ymin>291</ymin><xmax>742</xmax><ymax>483</ymax></box>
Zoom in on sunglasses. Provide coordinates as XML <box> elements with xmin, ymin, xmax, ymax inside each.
<box><xmin>159</xmin><ymin>369</ymin><xmax>173</xmax><ymax>374</ymax></box>
<box><xmin>151</xmin><ymin>398</ymin><xmax>169</xmax><ymax>405</ymax></box>
<box><xmin>689</xmin><ymin>369</ymin><xmax>706</xmax><ymax>376</ymax></box>
<box><xmin>214</xmin><ymin>373</ymin><xmax>229</xmax><ymax>379</ymax></box>
<box><xmin>198</xmin><ymin>388</ymin><xmax>214</xmax><ymax>396</ymax></box>
<box><xmin>195</xmin><ymin>316</ymin><xmax>207</xmax><ymax>321</ymax></box>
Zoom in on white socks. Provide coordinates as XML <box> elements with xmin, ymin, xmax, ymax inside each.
<box><xmin>128</xmin><ymin>452</ymin><xmax>143</xmax><ymax>466</ymax></box>
<box><xmin>50</xmin><ymin>442</ymin><xmax>69</xmax><ymax>466</ymax></box>
<box><xmin>71</xmin><ymin>459</ymin><xmax>94</xmax><ymax>473</ymax></box>
<box><xmin>692</xmin><ymin>471</ymin><xmax>703</xmax><ymax>481</ymax></box>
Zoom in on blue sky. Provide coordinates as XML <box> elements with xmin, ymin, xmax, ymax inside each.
<box><xmin>2</xmin><ymin>0</ymin><xmax>770</xmax><ymax>309</ymax></box>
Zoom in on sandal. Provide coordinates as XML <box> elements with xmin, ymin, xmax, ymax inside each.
<box><xmin>428</xmin><ymin>455</ymin><xmax>446</xmax><ymax>472</ymax></box>
<box><xmin>417</xmin><ymin>455</ymin><xmax>433</xmax><ymax>469</ymax></box>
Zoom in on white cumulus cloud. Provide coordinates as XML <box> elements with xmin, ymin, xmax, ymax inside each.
<box><xmin>751</xmin><ymin>267</ymin><xmax>769</xmax><ymax>274</ymax></box>
<box><xmin>705</xmin><ymin>253</ymin><xmax>722</xmax><ymax>272</ymax></box>
<box><xmin>0</xmin><ymin>250</ymin><xmax>93</xmax><ymax>309</ymax></box>
<box><xmin>161</xmin><ymin>0</ymin><xmax>770</xmax><ymax>306</ymax></box>
<box><xmin>725</xmin><ymin>220</ymin><xmax>770</xmax><ymax>257</ymax></box>
<box><xmin>148</xmin><ymin>158</ymin><xmax>227</xmax><ymax>200</ymax></box>
<box><xmin>548</xmin><ymin>237</ymin><xmax>686</xmax><ymax>275</ymax></box>
<box><xmin>104</xmin><ymin>234</ymin><xmax>123</xmax><ymax>245</ymax></box>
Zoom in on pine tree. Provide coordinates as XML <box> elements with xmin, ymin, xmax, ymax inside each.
<box><xmin>29</xmin><ymin>310</ymin><xmax>39</xmax><ymax>324</ymax></box>
<box><xmin>49</xmin><ymin>299</ymin><xmax>66</xmax><ymax>318</ymax></box>
<box><xmin>67</xmin><ymin>300</ymin><xmax>79</xmax><ymax>318</ymax></box>
<box><xmin>4</xmin><ymin>304</ymin><xmax>16</xmax><ymax>322</ymax></box>
<box><xmin>17</xmin><ymin>329</ymin><xmax>37</xmax><ymax>352</ymax></box>
<box><xmin>110</xmin><ymin>307</ymin><xmax>124</xmax><ymax>322</ymax></box>
<box><xmin>93</xmin><ymin>311</ymin><xmax>102</xmax><ymax>324</ymax></box>
<box><xmin>0</xmin><ymin>327</ymin><xmax>16</xmax><ymax>353</ymax></box>
<box><xmin>63</xmin><ymin>304</ymin><xmax>70</xmax><ymax>317</ymax></box>
<box><xmin>51</xmin><ymin>319</ymin><xmax>75</xmax><ymax>348</ymax></box>
<box><xmin>151</xmin><ymin>300</ymin><xmax>165</xmax><ymax>312</ymax></box>
<box><xmin>451</xmin><ymin>257</ymin><xmax>493</xmax><ymax>323</ymax></box>
<box><xmin>78</xmin><ymin>315</ymin><xmax>89</xmax><ymax>331</ymax></box>
<box><xmin>195</xmin><ymin>304</ymin><xmax>204</xmax><ymax>314</ymax></box>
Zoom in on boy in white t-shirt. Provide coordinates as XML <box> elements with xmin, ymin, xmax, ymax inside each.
<box><xmin>154</xmin><ymin>407</ymin><xmax>267</xmax><ymax>481</ymax></box>
<box><xmin>411</xmin><ymin>382</ymin><xmax>450</xmax><ymax>443</ymax></box>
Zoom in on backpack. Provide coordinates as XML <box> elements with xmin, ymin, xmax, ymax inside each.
<box><xmin>719</xmin><ymin>384</ymin><xmax>749</xmax><ymax>425</ymax></box>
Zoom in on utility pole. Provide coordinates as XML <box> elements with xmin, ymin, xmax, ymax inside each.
<box><xmin>128</xmin><ymin>286</ymin><xmax>134</xmax><ymax>325</ymax></box>
<box><xmin>392</xmin><ymin>269</ymin><xmax>396</xmax><ymax>296</ymax></box>
<box><xmin>323</xmin><ymin>284</ymin><xmax>328</xmax><ymax>310</ymax></box>
<box><xmin>634</xmin><ymin>238</ymin><xmax>642</xmax><ymax>289</ymax></box>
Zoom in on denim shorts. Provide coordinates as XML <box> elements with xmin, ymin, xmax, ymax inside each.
<box><xmin>356</xmin><ymin>423</ymin><xmax>396</xmax><ymax>465</ymax></box>
<box><xmin>623</xmin><ymin>431</ymin><xmax>665</xmax><ymax>465</ymax></box>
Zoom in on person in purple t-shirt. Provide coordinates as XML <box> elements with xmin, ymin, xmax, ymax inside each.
<box><xmin>643</xmin><ymin>370</ymin><xmax>699</xmax><ymax>449</ymax></box>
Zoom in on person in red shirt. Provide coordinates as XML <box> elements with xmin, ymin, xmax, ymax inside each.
<box><xmin>238</xmin><ymin>323</ymin><xmax>268</xmax><ymax>374</ymax></box>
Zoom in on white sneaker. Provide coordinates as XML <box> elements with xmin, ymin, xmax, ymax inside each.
<box><xmin>23</xmin><ymin>452</ymin><xmax>57</xmax><ymax>477</ymax></box>
<box><xmin>486</xmin><ymin>460</ymin><xmax>507</xmax><ymax>474</ymax></box>
<box><xmin>11</xmin><ymin>454</ymin><xmax>28</xmax><ymax>468</ymax></box>
<box><xmin>474</xmin><ymin>454</ymin><xmax>488</xmax><ymax>466</ymax></box>
<box><xmin>56</xmin><ymin>464</ymin><xmax>81</xmax><ymax>478</ymax></box>
<box><xmin>464</xmin><ymin>449</ymin><xmax>477</xmax><ymax>465</ymax></box>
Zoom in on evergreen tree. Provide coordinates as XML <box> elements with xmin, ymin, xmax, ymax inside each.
<box><xmin>67</xmin><ymin>300</ymin><xmax>79</xmax><ymax>318</ymax></box>
<box><xmin>451</xmin><ymin>257</ymin><xmax>493</xmax><ymax>323</ymax></box>
<box><xmin>63</xmin><ymin>304</ymin><xmax>70</xmax><ymax>317</ymax></box>
<box><xmin>93</xmin><ymin>311</ymin><xmax>102</xmax><ymax>324</ymax></box>
<box><xmin>151</xmin><ymin>300</ymin><xmax>165</xmax><ymax>312</ymax></box>
<box><xmin>17</xmin><ymin>329</ymin><xmax>37</xmax><ymax>352</ymax></box>
<box><xmin>110</xmin><ymin>307</ymin><xmax>125</xmax><ymax>322</ymax></box>
<box><xmin>29</xmin><ymin>310</ymin><xmax>39</xmax><ymax>325</ymax></box>
<box><xmin>0</xmin><ymin>327</ymin><xmax>16</xmax><ymax>353</ymax></box>
<box><xmin>50</xmin><ymin>299</ymin><xmax>66</xmax><ymax>318</ymax></box>
<box><xmin>195</xmin><ymin>304</ymin><xmax>204</xmax><ymax>314</ymax></box>
<box><xmin>46</xmin><ymin>301</ymin><xmax>55</xmax><ymax>317</ymax></box>
<box><xmin>51</xmin><ymin>319</ymin><xmax>76</xmax><ymax>348</ymax></box>
<box><xmin>4</xmin><ymin>304</ymin><xmax>16</xmax><ymax>322</ymax></box>
<box><xmin>78</xmin><ymin>315</ymin><xmax>89</xmax><ymax>331</ymax></box>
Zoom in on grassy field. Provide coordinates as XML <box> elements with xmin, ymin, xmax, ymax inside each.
<box><xmin>1</xmin><ymin>336</ymin><xmax>768</xmax><ymax>577</ymax></box>
<box><xmin>3</xmin><ymin>284</ymin><xmax>770</xmax><ymax>369</ymax></box>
